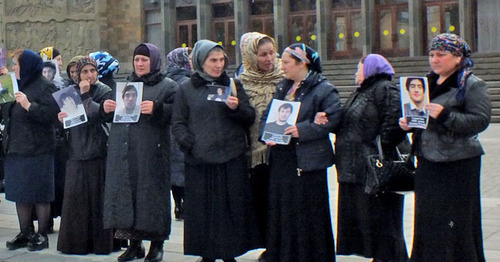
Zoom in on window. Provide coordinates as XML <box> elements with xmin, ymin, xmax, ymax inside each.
<box><xmin>375</xmin><ymin>1</ymin><xmax>409</xmax><ymax>56</ymax></box>
<box><xmin>425</xmin><ymin>1</ymin><xmax>459</xmax><ymax>44</ymax></box>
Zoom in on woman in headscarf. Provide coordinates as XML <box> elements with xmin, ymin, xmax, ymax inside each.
<box><xmin>65</xmin><ymin>55</ymin><xmax>85</xmax><ymax>87</ymax></box>
<box><xmin>56</xmin><ymin>56</ymin><xmax>114</xmax><ymax>255</ymax></box>
<box><xmin>400</xmin><ymin>33</ymin><xmax>490</xmax><ymax>262</ymax></box>
<box><xmin>237</xmin><ymin>32</ymin><xmax>284</xmax><ymax>249</ymax></box>
<box><xmin>102</xmin><ymin>43</ymin><xmax>178</xmax><ymax>262</ymax></box>
<box><xmin>2</xmin><ymin>49</ymin><xmax>59</xmax><ymax>251</ymax></box>
<box><xmin>333</xmin><ymin>54</ymin><xmax>408</xmax><ymax>262</ymax></box>
<box><xmin>258</xmin><ymin>43</ymin><xmax>341</xmax><ymax>262</ymax></box>
<box><xmin>172</xmin><ymin>39</ymin><xmax>260</xmax><ymax>262</ymax></box>
<box><xmin>165</xmin><ymin>47</ymin><xmax>192</xmax><ymax>220</ymax></box>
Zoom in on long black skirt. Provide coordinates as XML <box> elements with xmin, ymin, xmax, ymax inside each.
<box><xmin>266</xmin><ymin>146</ymin><xmax>335</xmax><ymax>262</ymax></box>
<box><xmin>336</xmin><ymin>183</ymin><xmax>408</xmax><ymax>261</ymax></box>
<box><xmin>410</xmin><ymin>156</ymin><xmax>485</xmax><ymax>262</ymax></box>
<box><xmin>183</xmin><ymin>154</ymin><xmax>261</xmax><ymax>259</ymax></box>
<box><xmin>57</xmin><ymin>158</ymin><xmax>114</xmax><ymax>255</ymax></box>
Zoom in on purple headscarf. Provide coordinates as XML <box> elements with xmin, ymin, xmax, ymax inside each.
<box><xmin>362</xmin><ymin>54</ymin><xmax>395</xmax><ymax>80</ymax></box>
<box><xmin>166</xmin><ymin>47</ymin><xmax>191</xmax><ymax>70</ymax></box>
<box><xmin>133</xmin><ymin>43</ymin><xmax>162</xmax><ymax>75</ymax></box>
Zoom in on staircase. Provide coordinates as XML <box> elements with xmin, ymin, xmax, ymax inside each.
<box><xmin>322</xmin><ymin>53</ymin><xmax>500</xmax><ymax>123</ymax></box>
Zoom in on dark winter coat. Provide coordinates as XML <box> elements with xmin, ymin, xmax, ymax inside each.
<box><xmin>414</xmin><ymin>72</ymin><xmax>490</xmax><ymax>162</ymax></box>
<box><xmin>172</xmin><ymin>72</ymin><xmax>255</xmax><ymax>164</ymax></box>
<box><xmin>259</xmin><ymin>71</ymin><xmax>342</xmax><ymax>172</ymax></box>
<box><xmin>2</xmin><ymin>74</ymin><xmax>59</xmax><ymax>156</ymax></box>
<box><xmin>66</xmin><ymin>82</ymin><xmax>111</xmax><ymax>160</ymax></box>
<box><xmin>335</xmin><ymin>74</ymin><xmax>406</xmax><ymax>184</ymax></box>
<box><xmin>103</xmin><ymin>72</ymin><xmax>178</xmax><ymax>236</ymax></box>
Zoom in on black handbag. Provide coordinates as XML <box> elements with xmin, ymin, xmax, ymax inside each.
<box><xmin>365</xmin><ymin>136</ymin><xmax>415</xmax><ymax>195</ymax></box>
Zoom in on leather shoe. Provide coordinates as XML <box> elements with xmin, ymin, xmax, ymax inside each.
<box><xmin>27</xmin><ymin>233</ymin><xmax>49</xmax><ymax>251</ymax></box>
<box><xmin>144</xmin><ymin>240</ymin><xmax>164</xmax><ymax>262</ymax></box>
<box><xmin>6</xmin><ymin>232</ymin><xmax>30</xmax><ymax>250</ymax></box>
<box><xmin>117</xmin><ymin>241</ymin><xmax>145</xmax><ymax>262</ymax></box>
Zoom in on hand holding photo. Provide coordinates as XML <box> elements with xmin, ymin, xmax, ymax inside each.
<box><xmin>52</xmin><ymin>86</ymin><xmax>87</xmax><ymax>129</ymax></box>
<box><xmin>0</xmin><ymin>73</ymin><xmax>19</xmax><ymax>104</ymax></box>
<box><xmin>113</xmin><ymin>82</ymin><xmax>143</xmax><ymax>123</ymax></box>
<box><xmin>262</xmin><ymin>99</ymin><xmax>301</xmax><ymax>145</ymax></box>
<box><xmin>400</xmin><ymin>76</ymin><xmax>430</xmax><ymax>129</ymax></box>
<box><xmin>206</xmin><ymin>84</ymin><xmax>230</xmax><ymax>102</ymax></box>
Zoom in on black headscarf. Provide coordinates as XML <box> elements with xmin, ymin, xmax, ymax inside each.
<box><xmin>18</xmin><ymin>49</ymin><xmax>43</xmax><ymax>90</ymax></box>
<box><xmin>283</xmin><ymin>43</ymin><xmax>322</xmax><ymax>73</ymax></box>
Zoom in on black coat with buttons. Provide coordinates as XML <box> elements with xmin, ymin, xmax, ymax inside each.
<box><xmin>103</xmin><ymin>72</ymin><xmax>178</xmax><ymax>237</ymax></box>
<box><xmin>259</xmin><ymin>71</ymin><xmax>342</xmax><ymax>172</ymax></box>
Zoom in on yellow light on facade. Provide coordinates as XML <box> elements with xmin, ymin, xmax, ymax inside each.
<box><xmin>218</xmin><ymin>41</ymin><xmax>223</xmax><ymax>45</ymax></box>
<box><xmin>311</xmin><ymin>34</ymin><xmax>316</xmax><ymax>41</ymax></box>
<box><xmin>182</xmin><ymin>43</ymin><xmax>187</xmax><ymax>48</ymax></box>
<box><xmin>383</xmin><ymin>30</ymin><xmax>389</xmax><ymax>36</ymax></box>
<box><xmin>339</xmin><ymin>33</ymin><xmax>344</xmax><ymax>39</ymax></box>
<box><xmin>431</xmin><ymin>27</ymin><xmax>437</xmax><ymax>32</ymax></box>
<box><xmin>354</xmin><ymin>32</ymin><xmax>360</xmax><ymax>38</ymax></box>
<box><xmin>449</xmin><ymin>25</ymin><xmax>455</xmax><ymax>32</ymax></box>
<box><xmin>231</xmin><ymin>40</ymin><xmax>236</xmax><ymax>46</ymax></box>
<box><xmin>400</xmin><ymin>29</ymin><xmax>406</xmax><ymax>35</ymax></box>
<box><xmin>296</xmin><ymin>36</ymin><xmax>301</xmax><ymax>41</ymax></box>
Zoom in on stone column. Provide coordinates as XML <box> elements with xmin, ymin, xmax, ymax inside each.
<box><xmin>408</xmin><ymin>0</ymin><xmax>423</xmax><ymax>56</ymax></box>
<box><xmin>477</xmin><ymin>0</ymin><xmax>500</xmax><ymax>52</ymax></box>
<box><xmin>316</xmin><ymin>0</ymin><xmax>332</xmax><ymax>59</ymax></box>
<box><xmin>273</xmin><ymin>0</ymin><xmax>290</xmax><ymax>52</ymax></box>
<box><xmin>361</xmin><ymin>0</ymin><xmax>374</xmax><ymax>55</ymax></box>
<box><xmin>162</xmin><ymin>0</ymin><xmax>177</xmax><ymax>60</ymax></box>
<box><xmin>197</xmin><ymin>0</ymin><xmax>212</xmax><ymax>40</ymax></box>
<box><xmin>234</xmin><ymin>0</ymin><xmax>250</xmax><ymax>65</ymax></box>
<box><xmin>459</xmin><ymin>0</ymin><xmax>475</xmax><ymax>50</ymax></box>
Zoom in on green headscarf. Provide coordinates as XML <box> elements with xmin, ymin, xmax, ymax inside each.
<box><xmin>191</xmin><ymin>39</ymin><xmax>228</xmax><ymax>82</ymax></box>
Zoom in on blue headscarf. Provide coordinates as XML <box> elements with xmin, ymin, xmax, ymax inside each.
<box><xmin>283</xmin><ymin>43</ymin><xmax>322</xmax><ymax>73</ymax></box>
<box><xmin>89</xmin><ymin>51</ymin><xmax>120</xmax><ymax>78</ymax></box>
<box><xmin>18</xmin><ymin>49</ymin><xmax>43</xmax><ymax>90</ymax></box>
<box><xmin>362</xmin><ymin>54</ymin><xmax>395</xmax><ymax>80</ymax></box>
<box><xmin>430</xmin><ymin>33</ymin><xmax>473</xmax><ymax>101</ymax></box>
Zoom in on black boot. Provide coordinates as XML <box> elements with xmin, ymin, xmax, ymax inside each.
<box><xmin>174</xmin><ymin>204</ymin><xmax>183</xmax><ymax>220</ymax></box>
<box><xmin>6</xmin><ymin>232</ymin><xmax>30</xmax><ymax>250</ymax></box>
<box><xmin>27</xmin><ymin>233</ymin><xmax>49</xmax><ymax>251</ymax></box>
<box><xmin>145</xmin><ymin>240</ymin><xmax>164</xmax><ymax>262</ymax></box>
<box><xmin>117</xmin><ymin>240</ymin><xmax>145</xmax><ymax>262</ymax></box>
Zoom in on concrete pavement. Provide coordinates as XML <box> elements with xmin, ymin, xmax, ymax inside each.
<box><xmin>1</xmin><ymin>124</ymin><xmax>499</xmax><ymax>262</ymax></box>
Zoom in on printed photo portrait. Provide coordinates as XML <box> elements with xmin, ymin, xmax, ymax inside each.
<box><xmin>206</xmin><ymin>84</ymin><xmax>230</xmax><ymax>102</ymax></box>
<box><xmin>0</xmin><ymin>48</ymin><xmax>7</xmax><ymax>68</ymax></box>
<box><xmin>262</xmin><ymin>99</ymin><xmax>301</xmax><ymax>145</ymax></box>
<box><xmin>114</xmin><ymin>82</ymin><xmax>143</xmax><ymax>123</ymax></box>
<box><xmin>52</xmin><ymin>86</ymin><xmax>87</xmax><ymax>129</ymax></box>
<box><xmin>400</xmin><ymin>76</ymin><xmax>430</xmax><ymax>129</ymax></box>
<box><xmin>0</xmin><ymin>73</ymin><xmax>19</xmax><ymax>104</ymax></box>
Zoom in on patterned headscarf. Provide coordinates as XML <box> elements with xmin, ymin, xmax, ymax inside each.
<box><xmin>89</xmin><ymin>51</ymin><xmax>120</xmax><ymax>78</ymax></box>
<box><xmin>430</xmin><ymin>33</ymin><xmax>473</xmax><ymax>101</ymax></box>
<box><xmin>192</xmin><ymin>39</ymin><xmax>228</xmax><ymax>82</ymax></box>
<box><xmin>283</xmin><ymin>43</ymin><xmax>322</xmax><ymax>73</ymax></box>
<box><xmin>166</xmin><ymin>47</ymin><xmax>192</xmax><ymax>70</ymax></box>
<box><xmin>362</xmin><ymin>54</ymin><xmax>395</xmax><ymax>80</ymax></box>
<box><xmin>75</xmin><ymin>56</ymin><xmax>98</xmax><ymax>83</ymax></box>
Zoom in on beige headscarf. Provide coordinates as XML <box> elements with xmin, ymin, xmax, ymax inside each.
<box><xmin>238</xmin><ymin>32</ymin><xmax>285</xmax><ymax>168</ymax></box>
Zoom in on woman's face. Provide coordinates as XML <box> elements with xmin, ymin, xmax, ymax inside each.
<box><xmin>355</xmin><ymin>62</ymin><xmax>364</xmax><ymax>85</ymax></box>
<box><xmin>281</xmin><ymin>52</ymin><xmax>305</xmax><ymax>81</ymax></box>
<box><xmin>12</xmin><ymin>56</ymin><xmax>20</xmax><ymax>80</ymax></box>
<box><xmin>429</xmin><ymin>50</ymin><xmax>461</xmax><ymax>78</ymax></box>
<box><xmin>256</xmin><ymin>42</ymin><xmax>276</xmax><ymax>73</ymax></box>
<box><xmin>203</xmin><ymin>50</ymin><xmax>225</xmax><ymax>78</ymax></box>
<box><xmin>134</xmin><ymin>55</ymin><xmax>151</xmax><ymax>77</ymax></box>
<box><xmin>79</xmin><ymin>64</ymin><xmax>98</xmax><ymax>85</ymax></box>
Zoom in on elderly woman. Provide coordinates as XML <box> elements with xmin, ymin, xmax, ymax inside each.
<box><xmin>2</xmin><ymin>49</ymin><xmax>59</xmax><ymax>251</ymax></box>
<box><xmin>259</xmin><ymin>43</ymin><xmax>341</xmax><ymax>262</ymax></box>
<box><xmin>333</xmin><ymin>54</ymin><xmax>408</xmax><ymax>262</ymax></box>
<box><xmin>172</xmin><ymin>39</ymin><xmax>260</xmax><ymax>262</ymax></box>
<box><xmin>103</xmin><ymin>43</ymin><xmax>178</xmax><ymax>262</ymax></box>
<box><xmin>237</xmin><ymin>32</ymin><xmax>284</xmax><ymax>247</ymax></box>
<box><xmin>56</xmin><ymin>56</ymin><xmax>114</xmax><ymax>255</ymax></box>
<box><xmin>400</xmin><ymin>33</ymin><xmax>490</xmax><ymax>262</ymax></box>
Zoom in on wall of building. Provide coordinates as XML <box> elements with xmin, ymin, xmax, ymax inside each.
<box><xmin>477</xmin><ymin>0</ymin><xmax>500</xmax><ymax>53</ymax></box>
<box><xmin>0</xmin><ymin>0</ymin><xmax>142</xmax><ymax>71</ymax></box>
